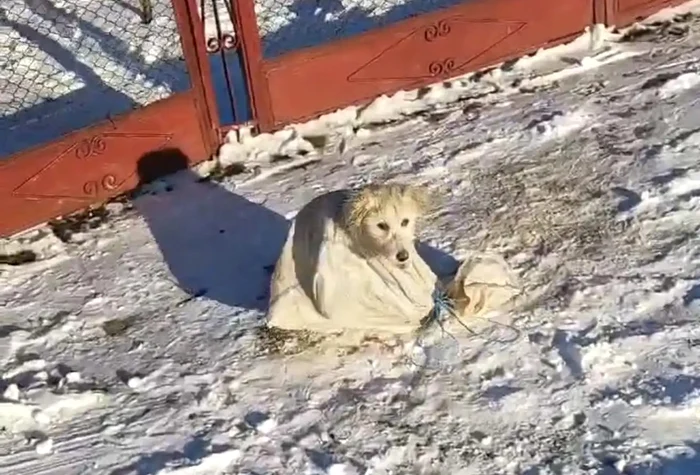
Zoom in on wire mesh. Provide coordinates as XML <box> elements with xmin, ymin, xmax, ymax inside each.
<box><xmin>254</xmin><ymin>0</ymin><xmax>468</xmax><ymax>58</ymax></box>
<box><xmin>0</xmin><ymin>0</ymin><xmax>191</xmax><ymax>158</ymax></box>
<box><xmin>200</xmin><ymin>0</ymin><xmax>235</xmax><ymax>38</ymax></box>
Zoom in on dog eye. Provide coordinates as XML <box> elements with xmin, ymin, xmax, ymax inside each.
<box><xmin>401</xmin><ymin>218</ymin><xmax>409</xmax><ymax>227</ymax></box>
<box><xmin>377</xmin><ymin>222</ymin><xmax>390</xmax><ymax>231</ymax></box>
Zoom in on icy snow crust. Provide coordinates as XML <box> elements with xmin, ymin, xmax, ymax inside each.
<box><xmin>2</xmin><ymin>3</ymin><xmax>700</xmax><ymax>474</ymax></box>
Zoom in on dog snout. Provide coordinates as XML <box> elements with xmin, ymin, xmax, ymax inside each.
<box><xmin>396</xmin><ymin>249</ymin><xmax>409</xmax><ymax>263</ymax></box>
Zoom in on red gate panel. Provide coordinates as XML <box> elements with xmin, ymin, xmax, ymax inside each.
<box><xmin>0</xmin><ymin>0</ymin><xmax>217</xmax><ymax>238</ymax></box>
<box><xmin>256</xmin><ymin>0</ymin><xmax>593</xmax><ymax>128</ymax></box>
<box><xmin>611</xmin><ymin>0</ymin><xmax>690</xmax><ymax>26</ymax></box>
<box><xmin>0</xmin><ymin>94</ymin><xmax>207</xmax><ymax>237</ymax></box>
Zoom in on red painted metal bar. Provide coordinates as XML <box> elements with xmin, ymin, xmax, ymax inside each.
<box><xmin>178</xmin><ymin>0</ymin><xmax>220</xmax><ymax>153</ymax></box>
<box><xmin>227</xmin><ymin>0</ymin><xmax>276</xmax><ymax>130</ymax></box>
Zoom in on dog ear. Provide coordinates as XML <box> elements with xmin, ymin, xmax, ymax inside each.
<box><xmin>402</xmin><ymin>185</ymin><xmax>432</xmax><ymax>215</ymax></box>
<box><xmin>345</xmin><ymin>187</ymin><xmax>379</xmax><ymax>227</ymax></box>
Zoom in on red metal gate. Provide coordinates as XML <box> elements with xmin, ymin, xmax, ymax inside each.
<box><xmin>203</xmin><ymin>0</ymin><xmax>596</xmax><ymax>132</ymax></box>
<box><xmin>1</xmin><ymin>0</ymin><xmax>692</xmax><ymax>238</ymax></box>
<box><xmin>257</xmin><ymin>0</ymin><xmax>594</xmax><ymax>129</ymax></box>
<box><xmin>200</xmin><ymin>0</ymin><xmax>693</xmax><ymax>135</ymax></box>
<box><xmin>0</xmin><ymin>0</ymin><xmax>217</xmax><ymax>237</ymax></box>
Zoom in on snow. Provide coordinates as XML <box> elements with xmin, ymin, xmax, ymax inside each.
<box><xmin>2</xmin><ymin>2</ymin><xmax>700</xmax><ymax>475</ymax></box>
<box><xmin>657</xmin><ymin>71</ymin><xmax>700</xmax><ymax>98</ymax></box>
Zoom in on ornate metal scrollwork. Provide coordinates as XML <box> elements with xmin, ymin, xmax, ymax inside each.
<box><xmin>424</xmin><ymin>20</ymin><xmax>451</xmax><ymax>42</ymax></box>
<box><xmin>75</xmin><ymin>135</ymin><xmax>106</xmax><ymax>159</ymax></box>
<box><xmin>83</xmin><ymin>174</ymin><xmax>118</xmax><ymax>196</ymax></box>
<box><xmin>428</xmin><ymin>58</ymin><xmax>456</xmax><ymax>76</ymax></box>
<box><xmin>101</xmin><ymin>174</ymin><xmax>118</xmax><ymax>191</ymax></box>
<box><xmin>205</xmin><ymin>33</ymin><xmax>239</xmax><ymax>53</ymax></box>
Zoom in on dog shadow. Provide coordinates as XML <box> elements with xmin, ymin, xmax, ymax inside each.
<box><xmin>133</xmin><ymin>148</ymin><xmax>290</xmax><ymax>312</ymax></box>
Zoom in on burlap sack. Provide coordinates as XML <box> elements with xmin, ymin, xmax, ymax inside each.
<box><xmin>445</xmin><ymin>252</ymin><xmax>522</xmax><ymax>319</ymax></box>
<box><xmin>267</xmin><ymin>219</ymin><xmax>437</xmax><ymax>335</ymax></box>
<box><xmin>266</xmin><ymin>193</ymin><xmax>521</xmax><ymax>336</ymax></box>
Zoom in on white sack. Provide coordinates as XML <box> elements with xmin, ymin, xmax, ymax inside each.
<box><xmin>445</xmin><ymin>252</ymin><xmax>522</xmax><ymax>320</ymax></box>
<box><xmin>267</xmin><ymin>190</ymin><xmax>522</xmax><ymax>336</ymax></box>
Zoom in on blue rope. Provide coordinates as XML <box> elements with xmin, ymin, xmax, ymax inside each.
<box><xmin>420</xmin><ymin>286</ymin><xmax>477</xmax><ymax>337</ymax></box>
<box><xmin>419</xmin><ymin>287</ymin><xmax>455</xmax><ymax>331</ymax></box>
<box><xmin>413</xmin><ymin>284</ymin><xmax>522</xmax><ymax>369</ymax></box>
<box><xmin>410</xmin><ymin>287</ymin><xmax>461</xmax><ymax>370</ymax></box>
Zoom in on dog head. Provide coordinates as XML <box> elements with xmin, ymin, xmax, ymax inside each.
<box><xmin>343</xmin><ymin>184</ymin><xmax>431</xmax><ymax>266</ymax></box>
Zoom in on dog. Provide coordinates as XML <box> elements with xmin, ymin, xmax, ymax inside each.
<box><xmin>267</xmin><ymin>183</ymin><xmax>435</xmax><ymax>333</ymax></box>
<box><xmin>339</xmin><ymin>183</ymin><xmax>430</xmax><ymax>265</ymax></box>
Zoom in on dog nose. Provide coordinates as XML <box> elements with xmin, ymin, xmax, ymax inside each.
<box><xmin>396</xmin><ymin>250</ymin><xmax>409</xmax><ymax>262</ymax></box>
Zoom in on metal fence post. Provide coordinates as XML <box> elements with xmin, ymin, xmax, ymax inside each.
<box><xmin>173</xmin><ymin>0</ymin><xmax>220</xmax><ymax>156</ymax></box>
<box><xmin>228</xmin><ymin>0</ymin><xmax>276</xmax><ymax>131</ymax></box>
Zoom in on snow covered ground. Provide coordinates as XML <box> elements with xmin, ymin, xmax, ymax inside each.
<box><xmin>2</xmin><ymin>4</ymin><xmax>700</xmax><ymax>475</ymax></box>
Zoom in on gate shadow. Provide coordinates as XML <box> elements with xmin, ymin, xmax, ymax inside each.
<box><xmin>134</xmin><ymin>148</ymin><xmax>290</xmax><ymax>311</ymax></box>
<box><xmin>133</xmin><ymin>148</ymin><xmax>460</xmax><ymax>313</ymax></box>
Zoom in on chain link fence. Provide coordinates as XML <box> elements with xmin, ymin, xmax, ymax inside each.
<box><xmin>0</xmin><ymin>0</ymin><xmax>191</xmax><ymax>158</ymax></box>
<box><xmin>200</xmin><ymin>0</ymin><xmax>235</xmax><ymax>37</ymax></box>
<box><xmin>255</xmin><ymin>0</ymin><xmax>468</xmax><ymax>58</ymax></box>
